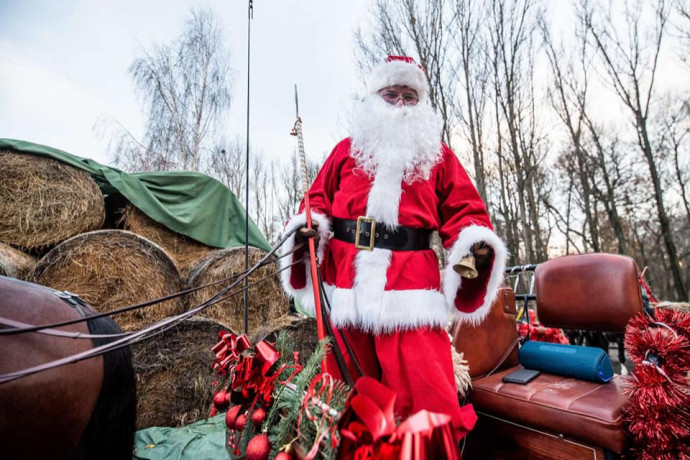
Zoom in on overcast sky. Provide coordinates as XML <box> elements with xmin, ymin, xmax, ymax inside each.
<box><xmin>0</xmin><ymin>0</ymin><xmax>370</xmax><ymax>166</ymax></box>
<box><xmin>2</xmin><ymin>1</ymin><xmax>688</xmax><ymax>171</ymax></box>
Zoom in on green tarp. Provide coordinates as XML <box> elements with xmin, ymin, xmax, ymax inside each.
<box><xmin>0</xmin><ymin>139</ymin><xmax>271</xmax><ymax>252</ymax></box>
<box><xmin>134</xmin><ymin>414</ymin><xmax>229</xmax><ymax>460</ymax></box>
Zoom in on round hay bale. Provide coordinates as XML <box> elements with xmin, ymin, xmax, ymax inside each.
<box><xmin>29</xmin><ymin>230</ymin><xmax>183</xmax><ymax>331</ymax></box>
<box><xmin>0</xmin><ymin>242</ymin><xmax>37</xmax><ymax>279</ymax></box>
<box><xmin>121</xmin><ymin>204</ymin><xmax>213</xmax><ymax>275</ymax></box>
<box><xmin>0</xmin><ymin>151</ymin><xmax>105</xmax><ymax>250</ymax></box>
<box><xmin>132</xmin><ymin>316</ymin><xmax>225</xmax><ymax>429</ymax></box>
<box><xmin>254</xmin><ymin>316</ymin><xmax>319</xmax><ymax>366</ymax></box>
<box><xmin>187</xmin><ymin>247</ymin><xmax>291</xmax><ymax>336</ymax></box>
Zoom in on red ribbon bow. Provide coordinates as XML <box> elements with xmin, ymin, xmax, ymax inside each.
<box><xmin>212</xmin><ymin>331</ymin><xmax>304</xmax><ymax>411</ymax></box>
<box><xmin>337</xmin><ymin>377</ymin><xmax>461</xmax><ymax>460</ymax></box>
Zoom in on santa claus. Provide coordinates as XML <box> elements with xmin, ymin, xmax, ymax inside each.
<box><xmin>280</xmin><ymin>55</ymin><xmax>507</xmax><ymax>438</ymax></box>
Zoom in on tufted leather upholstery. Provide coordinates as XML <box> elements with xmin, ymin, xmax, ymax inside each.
<box><xmin>471</xmin><ymin>368</ymin><xmax>629</xmax><ymax>452</ymax></box>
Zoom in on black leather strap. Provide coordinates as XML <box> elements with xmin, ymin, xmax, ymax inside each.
<box><xmin>332</xmin><ymin>217</ymin><xmax>432</xmax><ymax>251</ymax></box>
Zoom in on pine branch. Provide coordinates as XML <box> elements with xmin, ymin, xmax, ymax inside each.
<box><xmin>268</xmin><ymin>338</ymin><xmax>331</xmax><ymax>456</ymax></box>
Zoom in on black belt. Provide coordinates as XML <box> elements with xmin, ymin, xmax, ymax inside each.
<box><xmin>332</xmin><ymin>217</ymin><xmax>432</xmax><ymax>251</ymax></box>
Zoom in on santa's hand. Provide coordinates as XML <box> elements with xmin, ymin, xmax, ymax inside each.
<box><xmin>296</xmin><ymin>221</ymin><xmax>320</xmax><ymax>244</ymax></box>
<box><xmin>471</xmin><ymin>241</ymin><xmax>493</xmax><ymax>269</ymax></box>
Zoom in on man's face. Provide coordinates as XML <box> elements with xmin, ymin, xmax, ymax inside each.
<box><xmin>378</xmin><ymin>85</ymin><xmax>419</xmax><ymax>107</ymax></box>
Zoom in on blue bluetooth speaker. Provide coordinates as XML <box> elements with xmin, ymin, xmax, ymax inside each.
<box><xmin>519</xmin><ymin>341</ymin><xmax>614</xmax><ymax>383</ymax></box>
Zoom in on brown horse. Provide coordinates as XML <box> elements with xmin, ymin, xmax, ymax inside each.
<box><xmin>0</xmin><ymin>276</ymin><xmax>136</xmax><ymax>459</ymax></box>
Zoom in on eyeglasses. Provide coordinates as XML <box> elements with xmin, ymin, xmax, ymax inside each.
<box><xmin>378</xmin><ymin>88</ymin><xmax>419</xmax><ymax>105</ymax></box>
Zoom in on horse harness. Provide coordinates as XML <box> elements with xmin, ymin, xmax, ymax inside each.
<box><xmin>54</xmin><ymin>290</ymin><xmax>90</xmax><ymax>319</ymax></box>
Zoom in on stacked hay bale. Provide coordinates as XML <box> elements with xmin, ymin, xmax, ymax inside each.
<box><xmin>0</xmin><ymin>151</ymin><xmax>105</xmax><ymax>252</ymax></box>
<box><xmin>120</xmin><ymin>204</ymin><xmax>213</xmax><ymax>275</ymax></box>
<box><xmin>186</xmin><ymin>246</ymin><xmax>292</xmax><ymax>336</ymax></box>
<box><xmin>255</xmin><ymin>316</ymin><xmax>319</xmax><ymax>366</ymax></box>
<box><xmin>0</xmin><ymin>243</ymin><xmax>37</xmax><ymax>279</ymax></box>
<box><xmin>132</xmin><ymin>316</ymin><xmax>226</xmax><ymax>429</ymax></box>
<box><xmin>2</xmin><ymin>148</ymin><xmax>299</xmax><ymax>429</ymax></box>
<box><xmin>29</xmin><ymin>230</ymin><xmax>184</xmax><ymax>331</ymax></box>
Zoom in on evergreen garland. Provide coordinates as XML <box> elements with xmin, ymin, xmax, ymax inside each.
<box><xmin>294</xmin><ymin>378</ymin><xmax>349</xmax><ymax>459</ymax></box>
<box><xmin>217</xmin><ymin>331</ymin><xmax>351</xmax><ymax>458</ymax></box>
<box><xmin>268</xmin><ymin>338</ymin><xmax>329</xmax><ymax>455</ymax></box>
<box><xmin>267</xmin><ymin>337</ymin><xmax>350</xmax><ymax>458</ymax></box>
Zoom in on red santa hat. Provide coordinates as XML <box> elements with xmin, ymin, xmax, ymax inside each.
<box><xmin>366</xmin><ymin>55</ymin><xmax>430</xmax><ymax>102</ymax></box>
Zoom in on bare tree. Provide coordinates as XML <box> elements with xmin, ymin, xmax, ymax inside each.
<box><xmin>103</xmin><ymin>9</ymin><xmax>231</xmax><ymax>172</ymax></box>
<box><xmin>656</xmin><ymin>96</ymin><xmax>690</xmax><ymax>222</ymax></box>
<box><xmin>585</xmin><ymin>125</ymin><xmax>631</xmax><ymax>255</ymax></box>
<box><xmin>276</xmin><ymin>150</ymin><xmax>321</xmax><ymax>227</ymax></box>
<box><xmin>452</xmin><ymin>0</ymin><xmax>491</xmax><ymax>202</ymax></box>
<box><xmin>541</xmin><ymin>13</ymin><xmax>601</xmax><ymax>252</ymax></box>
<box><xmin>583</xmin><ymin>0</ymin><xmax>687</xmax><ymax>299</ymax></box>
<box><xmin>208</xmin><ymin>137</ymin><xmax>245</xmax><ymax>199</ymax></box>
<box><xmin>674</xmin><ymin>1</ymin><xmax>690</xmax><ymax>66</ymax></box>
<box><xmin>487</xmin><ymin>0</ymin><xmax>548</xmax><ymax>262</ymax></box>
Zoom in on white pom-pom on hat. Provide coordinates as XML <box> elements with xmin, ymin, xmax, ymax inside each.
<box><xmin>366</xmin><ymin>55</ymin><xmax>429</xmax><ymax>102</ymax></box>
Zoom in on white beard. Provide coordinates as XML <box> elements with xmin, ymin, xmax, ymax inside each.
<box><xmin>349</xmin><ymin>95</ymin><xmax>443</xmax><ymax>184</ymax></box>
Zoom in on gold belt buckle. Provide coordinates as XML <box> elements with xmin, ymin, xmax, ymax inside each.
<box><xmin>354</xmin><ymin>216</ymin><xmax>376</xmax><ymax>251</ymax></box>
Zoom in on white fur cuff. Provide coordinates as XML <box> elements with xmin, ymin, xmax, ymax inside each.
<box><xmin>279</xmin><ymin>211</ymin><xmax>331</xmax><ymax>315</ymax></box>
<box><xmin>442</xmin><ymin>225</ymin><xmax>508</xmax><ymax>326</ymax></box>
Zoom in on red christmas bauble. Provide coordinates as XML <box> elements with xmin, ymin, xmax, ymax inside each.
<box><xmin>225</xmin><ymin>405</ymin><xmax>242</xmax><ymax>429</ymax></box>
<box><xmin>246</xmin><ymin>434</ymin><xmax>271</xmax><ymax>460</ymax></box>
<box><xmin>213</xmin><ymin>391</ymin><xmax>229</xmax><ymax>410</ymax></box>
<box><xmin>251</xmin><ymin>407</ymin><xmax>266</xmax><ymax>429</ymax></box>
<box><xmin>275</xmin><ymin>451</ymin><xmax>294</xmax><ymax>460</ymax></box>
<box><xmin>235</xmin><ymin>414</ymin><xmax>247</xmax><ymax>432</ymax></box>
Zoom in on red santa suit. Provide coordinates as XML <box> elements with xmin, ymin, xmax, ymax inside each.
<box><xmin>280</xmin><ymin>56</ymin><xmax>507</xmax><ymax>439</ymax></box>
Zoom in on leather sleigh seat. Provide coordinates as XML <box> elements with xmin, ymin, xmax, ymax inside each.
<box><xmin>453</xmin><ymin>254</ymin><xmax>644</xmax><ymax>455</ymax></box>
<box><xmin>471</xmin><ymin>369</ymin><xmax>629</xmax><ymax>452</ymax></box>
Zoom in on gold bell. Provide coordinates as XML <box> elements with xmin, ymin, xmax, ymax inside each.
<box><xmin>453</xmin><ymin>255</ymin><xmax>478</xmax><ymax>279</ymax></box>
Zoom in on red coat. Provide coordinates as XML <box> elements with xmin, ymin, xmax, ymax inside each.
<box><xmin>280</xmin><ymin>138</ymin><xmax>507</xmax><ymax>333</ymax></box>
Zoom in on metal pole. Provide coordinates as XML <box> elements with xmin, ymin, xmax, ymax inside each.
<box><xmin>243</xmin><ymin>0</ymin><xmax>253</xmax><ymax>335</ymax></box>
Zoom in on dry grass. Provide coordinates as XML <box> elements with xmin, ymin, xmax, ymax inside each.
<box><xmin>132</xmin><ymin>316</ymin><xmax>225</xmax><ymax>429</ymax></box>
<box><xmin>186</xmin><ymin>247</ymin><xmax>292</xmax><ymax>336</ymax></box>
<box><xmin>120</xmin><ymin>204</ymin><xmax>213</xmax><ymax>275</ymax></box>
<box><xmin>29</xmin><ymin>230</ymin><xmax>183</xmax><ymax>331</ymax></box>
<box><xmin>0</xmin><ymin>151</ymin><xmax>104</xmax><ymax>250</ymax></box>
<box><xmin>0</xmin><ymin>242</ymin><xmax>37</xmax><ymax>279</ymax></box>
<box><xmin>655</xmin><ymin>301</ymin><xmax>690</xmax><ymax>313</ymax></box>
<box><xmin>253</xmin><ymin>316</ymin><xmax>319</xmax><ymax>366</ymax></box>
<box><xmin>134</xmin><ymin>317</ymin><xmax>320</xmax><ymax>429</ymax></box>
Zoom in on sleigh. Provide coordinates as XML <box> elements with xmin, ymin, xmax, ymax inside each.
<box><xmin>452</xmin><ymin>253</ymin><xmax>643</xmax><ymax>460</ymax></box>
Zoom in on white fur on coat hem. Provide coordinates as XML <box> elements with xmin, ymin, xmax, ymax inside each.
<box><xmin>443</xmin><ymin>225</ymin><xmax>508</xmax><ymax>326</ymax></box>
<box><xmin>279</xmin><ymin>211</ymin><xmax>331</xmax><ymax>315</ymax></box>
<box><xmin>327</xmin><ymin>285</ymin><xmax>448</xmax><ymax>334</ymax></box>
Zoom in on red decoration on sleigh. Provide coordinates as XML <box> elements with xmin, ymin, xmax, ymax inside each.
<box><xmin>623</xmin><ymin>306</ymin><xmax>690</xmax><ymax>459</ymax></box>
<box><xmin>337</xmin><ymin>377</ymin><xmax>464</xmax><ymax>459</ymax></box>
<box><xmin>209</xmin><ymin>331</ymin><xmax>302</xmax><ymax>456</ymax></box>
<box><xmin>517</xmin><ymin>309</ymin><xmax>569</xmax><ymax>344</ymax></box>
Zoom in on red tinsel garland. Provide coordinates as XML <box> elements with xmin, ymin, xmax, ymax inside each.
<box><xmin>623</xmin><ymin>307</ymin><xmax>690</xmax><ymax>459</ymax></box>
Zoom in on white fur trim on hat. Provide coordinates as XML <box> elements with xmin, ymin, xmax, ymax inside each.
<box><xmin>367</xmin><ymin>60</ymin><xmax>429</xmax><ymax>102</ymax></box>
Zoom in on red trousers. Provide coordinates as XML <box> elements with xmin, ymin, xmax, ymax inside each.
<box><xmin>325</xmin><ymin>326</ymin><xmax>477</xmax><ymax>439</ymax></box>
